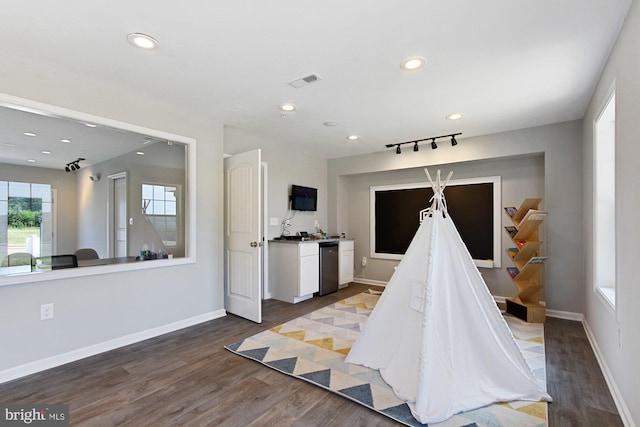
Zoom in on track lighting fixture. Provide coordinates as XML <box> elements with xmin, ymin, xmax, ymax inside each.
<box><xmin>387</xmin><ymin>133</ymin><xmax>461</xmax><ymax>154</ymax></box>
<box><xmin>64</xmin><ymin>157</ymin><xmax>85</xmax><ymax>172</ymax></box>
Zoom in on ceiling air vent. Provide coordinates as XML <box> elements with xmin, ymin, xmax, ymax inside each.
<box><xmin>288</xmin><ymin>73</ymin><xmax>322</xmax><ymax>89</ymax></box>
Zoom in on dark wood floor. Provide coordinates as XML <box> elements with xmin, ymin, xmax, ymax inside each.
<box><xmin>0</xmin><ymin>283</ymin><xmax>623</xmax><ymax>426</ymax></box>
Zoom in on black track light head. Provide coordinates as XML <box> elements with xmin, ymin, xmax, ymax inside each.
<box><xmin>451</xmin><ymin>135</ymin><xmax>458</xmax><ymax>146</ymax></box>
<box><xmin>431</xmin><ymin>139</ymin><xmax>437</xmax><ymax>150</ymax></box>
<box><xmin>413</xmin><ymin>142</ymin><xmax>419</xmax><ymax>152</ymax></box>
<box><xmin>396</xmin><ymin>144</ymin><xmax>401</xmax><ymax>154</ymax></box>
<box><xmin>64</xmin><ymin>157</ymin><xmax>86</xmax><ymax>172</ymax></box>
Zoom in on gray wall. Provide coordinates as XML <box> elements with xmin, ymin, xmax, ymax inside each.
<box><xmin>76</xmin><ymin>142</ymin><xmax>187</xmax><ymax>258</ymax></box>
<box><xmin>582</xmin><ymin>0</ymin><xmax>640</xmax><ymax>423</ymax></box>
<box><xmin>224</xmin><ymin>126</ymin><xmax>328</xmax><ymax>239</ymax></box>
<box><xmin>328</xmin><ymin>120</ymin><xmax>584</xmax><ymax>314</ymax></box>
<box><xmin>0</xmin><ymin>56</ymin><xmax>224</xmax><ymax>373</ymax></box>
<box><xmin>344</xmin><ymin>155</ymin><xmax>544</xmax><ymax>300</ymax></box>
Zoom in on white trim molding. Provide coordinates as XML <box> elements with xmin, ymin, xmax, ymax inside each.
<box><xmin>583</xmin><ymin>320</ymin><xmax>635</xmax><ymax>427</ymax></box>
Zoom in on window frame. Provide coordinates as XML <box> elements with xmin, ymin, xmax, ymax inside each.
<box><xmin>0</xmin><ymin>92</ymin><xmax>196</xmax><ymax>287</ymax></box>
<box><xmin>593</xmin><ymin>84</ymin><xmax>617</xmax><ymax>310</ymax></box>
<box><xmin>141</xmin><ymin>182</ymin><xmax>183</xmax><ymax>250</ymax></box>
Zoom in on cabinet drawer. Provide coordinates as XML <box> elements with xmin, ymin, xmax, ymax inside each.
<box><xmin>339</xmin><ymin>240</ymin><xmax>354</xmax><ymax>251</ymax></box>
<box><xmin>299</xmin><ymin>242</ymin><xmax>319</xmax><ymax>257</ymax></box>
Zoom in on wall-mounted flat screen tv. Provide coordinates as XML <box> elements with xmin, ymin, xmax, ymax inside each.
<box><xmin>291</xmin><ymin>185</ymin><xmax>317</xmax><ymax>211</ymax></box>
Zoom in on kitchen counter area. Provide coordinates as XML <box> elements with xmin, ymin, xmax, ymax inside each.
<box><xmin>268</xmin><ymin>238</ymin><xmax>354</xmax><ymax>303</ymax></box>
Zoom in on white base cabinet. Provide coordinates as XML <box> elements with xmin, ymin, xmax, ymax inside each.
<box><xmin>339</xmin><ymin>240</ymin><xmax>354</xmax><ymax>287</ymax></box>
<box><xmin>269</xmin><ymin>242</ymin><xmax>319</xmax><ymax>303</ymax></box>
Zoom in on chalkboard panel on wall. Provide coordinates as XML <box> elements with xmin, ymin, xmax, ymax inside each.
<box><xmin>370</xmin><ymin>176</ymin><xmax>501</xmax><ymax>268</ymax></box>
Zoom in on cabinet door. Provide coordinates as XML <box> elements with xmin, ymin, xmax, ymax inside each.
<box><xmin>299</xmin><ymin>254</ymin><xmax>320</xmax><ymax>296</ymax></box>
<box><xmin>339</xmin><ymin>250</ymin><xmax>354</xmax><ymax>285</ymax></box>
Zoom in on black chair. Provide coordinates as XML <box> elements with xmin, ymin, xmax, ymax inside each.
<box><xmin>1</xmin><ymin>252</ymin><xmax>34</xmax><ymax>272</ymax></box>
<box><xmin>1</xmin><ymin>252</ymin><xmax>33</xmax><ymax>268</ymax></box>
<box><xmin>74</xmin><ymin>248</ymin><xmax>99</xmax><ymax>261</ymax></box>
<box><xmin>51</xmin><ymin>254</ymin><xmax>78</xmax><ymax>270</ymax></box>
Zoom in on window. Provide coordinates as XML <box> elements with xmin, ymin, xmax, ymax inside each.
<box><xmin>0</xmin><ymin>181</ymin><xmax>53</xmax><ymax>274</ymax></box>
<box><xmin>594</xmin><ymin>91</ymin><xmax>616</xmax><ymax>307</ymax></box>
<box><xmin>142</xmin><ymin>183</ymin><xmax>180</xmax><ymax>248</ymax></box>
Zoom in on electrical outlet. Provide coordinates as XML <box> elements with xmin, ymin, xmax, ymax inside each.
<box><xmin>361</xmin><ymin>256</ymin><xmax>367</xmax><ymax>267</ymax></box>
<box><xmin>284</xmin><ymin>219</ymin><xmax>291</xmax><ymax>227</ymax></box>
<box><xmin>41</xmin><ymin>303</ymin><xmax>54</xmax><ymax>320</ymax></box>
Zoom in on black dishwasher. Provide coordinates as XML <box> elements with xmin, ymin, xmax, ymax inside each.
<box><xmin>317</xmin><ymin>241</ymin><xmax>339</xmax><ymax>296</ymax></box>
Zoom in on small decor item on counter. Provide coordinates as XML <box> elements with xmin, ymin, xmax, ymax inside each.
<box><xmin>139</xmin><ymin>244</ymin><xmax>158</xmax><ymax>260</ymax></box>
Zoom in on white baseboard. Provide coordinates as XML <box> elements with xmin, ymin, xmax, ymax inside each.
<box><xmin>0</xmin><ymin>309</ymin><xmax>227</xmax><ymax>385</ymax></box>
<box><xmin>352</xmin><ymin>278</ymin><xmax>387</xmax><ymax>287</ymax></box>
<box><xmin>545</xmin><ymin>309</ymin><xmax>583</xmax><ymax>321</ymax></box>
<box><xmin>582</xmin><ymin>320</ymin><xmax>635</xmax><ymax>427</ymax></box>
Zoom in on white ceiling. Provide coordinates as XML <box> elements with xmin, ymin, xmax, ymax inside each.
<box><xmin>0</xmin><ymin>0</ymin><xmax>632</xmax><ymax>164</ymax></box>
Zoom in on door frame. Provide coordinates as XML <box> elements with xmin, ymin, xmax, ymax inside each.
<box><xmin>107</xmin><ymin>171</ymin><xmax>128</xmax><ymax>258</ymax></box>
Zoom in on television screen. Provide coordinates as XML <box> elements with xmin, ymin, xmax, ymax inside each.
<box><xmin>291</xmin><ymin>185</ymin><xmax>317</xmax><ymax>211</ymax></box>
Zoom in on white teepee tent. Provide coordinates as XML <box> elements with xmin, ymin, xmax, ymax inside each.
<box><xmin>345</xmin><ymin>169</ymin><xmax>551</xmax><ymax>424</ymax></box>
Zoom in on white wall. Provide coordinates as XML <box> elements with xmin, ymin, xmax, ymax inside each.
<box><xmin>328</xmin><ymin>120</ymin><xmax>584</xmax><ymax>314</ymax></box>
<box><xmin>582</xmin><ymin>0</ymin><xmax>640</xmax><ymax>423</ymax></box>
<box><xmin>0</xmin><ymin>58</ymin><xmax>224</xmax><ymax>377</ymax></box>
<box><xmin>224</xmin><ymin>127</ymin><xmax>328</xmax><ymax>239</ymax></box>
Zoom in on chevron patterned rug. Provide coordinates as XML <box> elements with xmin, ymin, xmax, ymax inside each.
<box><xmin>225</xmin><ymin>291</ymin><xmax>548</xmax><ymax>426</ymax></box>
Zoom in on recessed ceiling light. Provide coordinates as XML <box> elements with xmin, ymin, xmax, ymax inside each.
<box><xmin>42</xmin><ymin>150</ymin><xmax>52</xmax><ymax>155</ymax></box>
<box><xmin>127</xmin><ymin>33</ymin><xmax>159</xmax><ymax>50</ymax></box>
<box><xmin>136</xmin><ymin>151</ymin><xmax>145</xmax><ymax>156</ymax></box>
<box><xmin>60</xmin><ymin>139</ymin><xmax>71</xmax><ymax>143</ymax></box>
<box><xmin>323</xmin><ymin>121</ymin><xmax>340</xmax><ymax>127</ymax></box>
<box><xmin>3</xmin><ymin>143</ymin><xmax>16</xmax><ymax>147</ymax></box>
<box><xmin>401</xmin><ymin>56</ymin><xmax>426</xmax><ymax>71</ymax></box>
<box><xmin>280</xmin><ymin>103</ymin><xmax>296</xmax><ymax>112</ymax></box>
<box><xmin>24</xmin><ymin>132</ymin><xmax>36</xmax><ymax>137</ymax></box>
<box><xmin>347</xmin><ymin>135</ymin><xmax>360</xmax><ymax>141</ymax></box>
<box><xmin>446</xmin><ymin>113</ymin><xmax>464</xmax><ymax>120</ymax></box>
<box><xmin>27</xmin><ymin>159</ymin><xmax>36</xmax><ymax>163</ymax></box>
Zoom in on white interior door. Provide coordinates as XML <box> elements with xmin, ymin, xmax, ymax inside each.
<box><xmin>115</xmin><ymin>177</ymin><xmax>127</xmax><ymax>257</ymax></box>
<box><xmin>224</xmin><ymin>149</ymin><xmax>262</xmax><ymax>323</ymax></box>
<box><xmin>108</xmin><ymin>172</ymin><xmax>128</xmax><ymax>258</ymax></box>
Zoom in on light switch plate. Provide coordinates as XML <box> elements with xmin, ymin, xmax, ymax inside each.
<box><xmin>270</xmin><ymin>217</ymin><xmax>279</xmax><ymax>226</ymax></box>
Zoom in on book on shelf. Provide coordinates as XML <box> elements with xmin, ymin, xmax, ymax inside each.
<box><xmin>504</xmin><ymin>206</ymin><xmax>518</xmax><ymax>218</ymax></box>
<box><xmin>504</xmin><ymin>226</ymin><xmax>518</xmax><ymax>239</ymax></box>
<box><xmin>518</xmin><ymin>209</ymin><xmax>548</xmax><ymax>227</ymax></box>
<box><xmin>506</xmin><ymin>247</ymin><xmax>519</xmax><ymax>258</ymax></box>
<box><xmin>506</xmin><ymin>267</ymin><xmax>519</xmax><ymax>279</ymax></box>
<box><xmin>515</xmin><ymin>239</ymin><xmax>527</xmax><ymax>249</ymax></box>
<box><xmin>525</xmin><ymin>256</ymin><xmax>548</xmax><ymax>265</ymax></box>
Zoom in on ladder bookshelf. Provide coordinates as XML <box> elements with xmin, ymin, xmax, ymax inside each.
<box><xmin>503</xmin><ymin>198</ymin><xmax>548</xmax><ymax>323</ymax></box>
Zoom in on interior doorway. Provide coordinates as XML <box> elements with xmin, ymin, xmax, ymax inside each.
<box><xmin>108</xmin><ymin>172</ymin><xmax>128</xmax><ymax>258</ymax></box>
